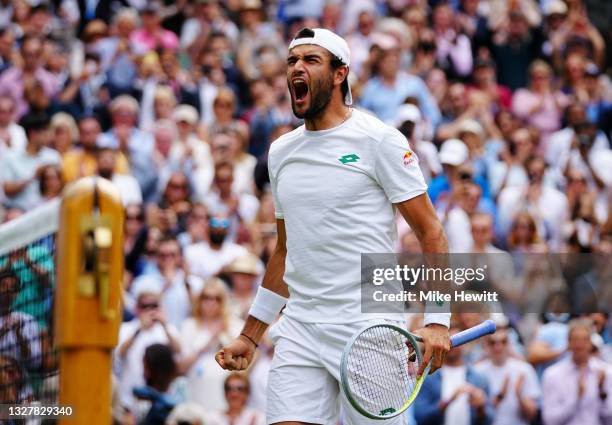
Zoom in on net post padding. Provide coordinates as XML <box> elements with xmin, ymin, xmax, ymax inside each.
<box><xmin>55</xmin><ymin>177</ymin><xmax>124</xmax><ymax>425</ymax></box>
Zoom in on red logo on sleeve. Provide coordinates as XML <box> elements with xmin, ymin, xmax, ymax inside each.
<box><xmin>403</xmin><ymin>151</ymin><xmax>415</xmax><ymax>166</ymax></box>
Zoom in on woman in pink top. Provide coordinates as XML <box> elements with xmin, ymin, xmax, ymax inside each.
<box><xmin>129</xmin><ymin>3</ymin><xmax>179</xmax><ymax>54</ymax></box>
<box><xmin>512</xmin><ymin>60</ymin><xmax>568</xmax><ymax>147</ymax></box>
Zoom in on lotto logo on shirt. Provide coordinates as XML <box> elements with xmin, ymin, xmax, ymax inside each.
<box><xmin>403</xmin><ymin>151</ymin><xmax>415</xmax><ymax>166</ymax></box>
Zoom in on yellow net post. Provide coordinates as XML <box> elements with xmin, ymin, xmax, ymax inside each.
<box><xmin>55</xmin><ymin>177</ymin><xmax>124</xmax><ymax>424</ymax></box>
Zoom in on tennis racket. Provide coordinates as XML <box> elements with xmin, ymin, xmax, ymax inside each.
<box><xmin>340</xmin><ymin>320</ymin><xmax>496</xmax><ymax>420</ymax></box>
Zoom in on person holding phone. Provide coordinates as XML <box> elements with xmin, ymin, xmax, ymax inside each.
<box><xmin>115</xmin><ymin>283</ymin><xmax>181</xmax><ymax>415</ymax></box>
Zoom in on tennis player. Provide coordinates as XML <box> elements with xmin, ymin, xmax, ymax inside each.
<box><xmin>216</xmin><ymin>28</ymin><xmax>451</xmax><ymax>425</ymax></box>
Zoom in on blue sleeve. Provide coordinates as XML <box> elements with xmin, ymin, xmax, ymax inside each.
<box><xmin>469</xmin><ymin>371</ymin><xmax>494</xmax><ymax>425</ymax></box>
<box><xmin>427</xmin><ymin>176</ymin><xmax>449</xmax><ymax>205</ymax></box>
<box><xmin>415</xmin><ymin>79</ymin><xmax>442</xmax><ymax>128</ymax></box>
<box><xmin>359</xmin><ymin>81</ymin><xmax>375</xmax><ymax>110</ymax></box>
<box><xmin>414</xmin><ymin>378</ymin><xmax>444</xmax><ymax>425</ymax></box>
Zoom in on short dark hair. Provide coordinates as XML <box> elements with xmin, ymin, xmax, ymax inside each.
<box><xmin>0</xmin><ymin>267</ymin><xmax>19</xmax><ymax>288</ymax></box>
<box><xmin>20</xmin><ymin>112</ymin><xmax>50</xmax><ymax>135</ymax></box>
<box><xmin>144</xmin><ymin>343</ymin><xmax>177</xmax><ymax>389</ymax></box>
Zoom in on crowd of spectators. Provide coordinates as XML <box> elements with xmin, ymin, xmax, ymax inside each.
<box><xmin>0</xmin><ymin>0</ymin><xmax>611</xmax><ymax>424</ymax></box>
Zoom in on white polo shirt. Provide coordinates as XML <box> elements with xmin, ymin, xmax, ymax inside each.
<box><xmin>268</xmin><ymin>108</ymin><xmax>428</xmax><ymax>324</ymax></box>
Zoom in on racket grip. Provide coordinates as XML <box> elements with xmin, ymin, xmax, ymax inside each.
<box><xmin>450</xmin><ymin>320</ymin><xmax>496</xmax><ymax>347</ymax></box>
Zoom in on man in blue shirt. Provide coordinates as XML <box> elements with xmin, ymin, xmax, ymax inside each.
<box><xmin>360</xmin><ymin>47</ymin><xmax>441</xmax><ymax>126</ymax></box>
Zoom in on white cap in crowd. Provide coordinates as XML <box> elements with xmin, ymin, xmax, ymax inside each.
<box><xmin>457</xmin><ymin>119</ymin><xmax>484</xmax><ymax>138</ymax></box>
<box><xmin>394</xmin><ymin>104</ymin><xmax>422</xmax><ymax>128</ymax></box>
<box><xmin>172</xmin><ymin>104</ymin><xmax>199</xmax><ymax>125</ymax></box>
<box><xmin>543</xmin><ymin>0</ymin><xmax>568</xmax><ymax>16</ymax></box>
<box><xmin>439</xmin><ymin>139</ymin><xmax>469</xmax><ymax>166</ymax></box>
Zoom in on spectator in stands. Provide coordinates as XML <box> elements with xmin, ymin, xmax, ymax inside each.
<box><xmin>62</xmin><ymin>115</ymin><xmax>130</xmax><ymax>183</ymax></box>
<box><xmin>546</xmin><ymin>104</ymin><xmax>610</xmax><ymax>174</ymax></box>
<box><xmin>179</xmin><ymin>278</ymin><xmax>243</xmax><ymax>411</ymax></box>
<box><xmin>0</xmin><ymin>267</ymin><xmax>42</xmax><ymax>370</ymax></box>
<box><xmin>475</xmin><ymin>328</ymin><xmax>540</xmax><ymax>425</ymax></box>
<box><xmin>561</xmin><ymin>119</ymin><xmax>611</xmax><ymax>193</ymax></box>
<box><xmin>225</xmin><ymin>253</ymin><xmax>263</xmax><ymax>320</ymax></box>
<box><xmin>542</xmin><ymin>319</ymin><xmax>612</xmax><ymax>425</ymax></box>
<box><xmin>498</xmin><ymin>156</ymin><xmax>568</xmax><ymax>249</ymax></box>
<box><xmin>206</xmin><ymin>88</ymin><xmax>249</xmax><ymax>147</ymax></box>
<box><xmin>0</xmin><ymin>95</ymin><xmax>26</xmax><ymax>152</ymax></box>
<box><xmin>360</xmin><ymin>46</ymin><xmax>441</xmax><ymax>126</ymax></box>
<box><xmin>204</xmin><ymin>162</ymin><xmax>259</xmax><ymax>242</ymax></box>
<box><xmin>134</xmin><ymin>343</ymin><xmax>183</xmax><ymax>425</ymax></box>
<box><xmin>180</xmin><ymin>0</ymin><xmax>239</xmax><ymax>54</ymax></box>
<box><xmin>96</xmin><ymin>144</ymin><xmax>142</xmax><ymax>207</ymax></box>
<box><xmin>37</xmin><ymin>164</ymin><xmax>63</xmax><ymax>205</ymax></box>
<box><xmin>512</xmin><ymin>60</ymin><xmax>569</xmax><ymax>142</ymax></box>
<box><xmin>490</xmin><ymin>10</ymin><xmax>542</xmax><ymax>91</ymax></box>
<box><xmin>116</xmin><ymin>282</ymin><xmax>181</xmax><ymax>413</ymax></box>
<box><xmin>207</xmin><ymin>373</ymin><xmax>265</xmax><ymax>425</ymax></box>
<box><xmin>414</xmin><ymin>326</ymin><xmax>493</xmax><ymax>425</ymax></box>
<box><xmin>177</xmin><ymin>203</ymin><xmax>209</xmax><ymax>249</ymax></box>
<box><xmin>171</xmin><ymin>105</ymin><xmax>214</xmax><ymax>201</ymax></box>
<box><xmin>2</xmin><ymin>112</ymin><xmax>60</xmax><ymax>210</ymax></box>
<box><xmin>431</xmin><ymin>1</ymin><xmax>473</xmax><ymax>79</ymax></box>
<box><xmin>130</xmin><ymin>235</ymin><xmax>202</xmax><ymax>329</ymax></box>
<box><xmin>470</xmin><ymin>213</ymin><xmax>503</xmax><ymax>254</ymax></box>
<box><xmin>394</xmin><ymin>104</ymin><xmax>441</xmax><ymax>183</ymax></box>
<box><xmin>506</xmin><ymin>211</ymin><xmax>547</xmax><ymax>253</ymax></box>
<box><xmin>166</xmin><ymin>402</ymin><xmax>207</xmax><ymax>425</ymax></box>
<box><xmin>100</xmin><ymin>95</ymin><xmax>156</xmax><ymax>201</ymax></box>
<box><xmin>124</xmin><ymin>203</ymin><xmax>146</xmax><ymax>260</ymax></box>
<box><xmin>184</xmin><ymin>214</ymin><xmax>248</xmax><ymax>280</ymax></box>
<box><xmin>0</xmin><ymin>353</ymin><xmax>32</xmax><ymax>404</ymax></box>
<box><xmin>0</xmin><ymin>35</ymin><xmax>59</xmax><ymax>118</ymax></box>
<box><xmin>488</xmin><ymin>128</ymin><xmax>537</xmax><ymax>196</ymax></box>
<box><xmin>129</xmin><ymin>2</ymin><xmax>179</xmax><ymax>55</ymax></box>
<box><xmin>469</xmin><ymin>58</ymin><xmax>512</xmax><ymax>114</ymax></box>
<box><xmin>49</xmin><ymin>112</ymin><xmax>78</xmax><ymax>155</ymax></box>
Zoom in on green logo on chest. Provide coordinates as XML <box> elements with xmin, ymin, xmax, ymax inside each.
<box><xmin>338</xmin><ymin>153</ymin><xmax>360</xmax><ymax>164</ymax></box>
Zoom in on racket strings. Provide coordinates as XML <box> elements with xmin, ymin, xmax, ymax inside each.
<box><xmin>345</xmin><ymin>326</ymin><xmax>422</xmax><ymax>416</ymax></box>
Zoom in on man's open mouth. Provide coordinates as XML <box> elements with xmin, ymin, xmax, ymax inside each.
<box><xmin>292</xmin><ymin>79</ymin><xmax>309</xmax><ymax>101</ymax></box>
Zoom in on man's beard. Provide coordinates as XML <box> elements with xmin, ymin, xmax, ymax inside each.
<box><xmin>291</xmin><ymin>74</ymin><xmax>334</xmax><ymax>120</ymax></box>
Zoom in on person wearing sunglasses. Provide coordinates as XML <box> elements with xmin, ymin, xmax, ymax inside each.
<box><xmin>474</xmin><ymin>328</ymin><xmax>539</xmax><ymax>425</ymax></box>
<box><xmin>206</xmin><ymin>373</ymin><xmax>265</xmax><ymax>425</ymax></box>
<box><xmin>130</xmin><ymin>236</ymin><xmax>203</xmax><ymax>328</ymax></box>
<box><xmin>116</xmin><ymin>283</ymin><xmax>181</xmax><ymax>415</ymax></box>
<box><xmin>179</xmin><ymin>278</ymin><xmax>243</xmax><ymax>412</ymax></box>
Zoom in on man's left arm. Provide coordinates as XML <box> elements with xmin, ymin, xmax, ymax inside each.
<box><xmin>373</xmin><ymin>127</ymin><xmax>450</xmax><ymax>375</ymax></box>
<box><xmin>396</xmin><ymin>194</ymin><xmax>450</xmax><ymax>375</ymax></box>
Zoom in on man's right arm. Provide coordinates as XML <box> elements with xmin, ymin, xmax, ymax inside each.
<box><xmin>215</xmin><ymin>219</ymin><xmax>288</xmax><ymax>371</ymax></box>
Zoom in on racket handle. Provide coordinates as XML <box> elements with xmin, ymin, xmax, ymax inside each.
<box><xmin>450</xmin><ymin>320</ymin><xmax>496</xmax><ymax>347</ymax></box>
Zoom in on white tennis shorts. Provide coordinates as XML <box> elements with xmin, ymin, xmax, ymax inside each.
<box><xmin>266</xmin><ymin>315</ymin><xmax>407</xmax><ymax>425</ymax></box>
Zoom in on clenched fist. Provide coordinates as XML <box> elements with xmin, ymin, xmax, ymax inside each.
<box><xmin>215</xmin><ymin>335</ymin><xmax>257</xmax><ymax>371</ymax></box>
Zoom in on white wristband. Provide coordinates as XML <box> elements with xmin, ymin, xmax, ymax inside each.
<box><xmin>248</xmin><ymin>286</ymin><xmax>288</xmax><ymax>325</ymax></box>
<box><xmin>423</xmin><ymin>312</ymin><xmax>451</xmax><ymax>328</ymax></box>
<box><xmin>423</xmin><ymin>299</ymin><xmax>451</xmax><ymax>328</ymax></box>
